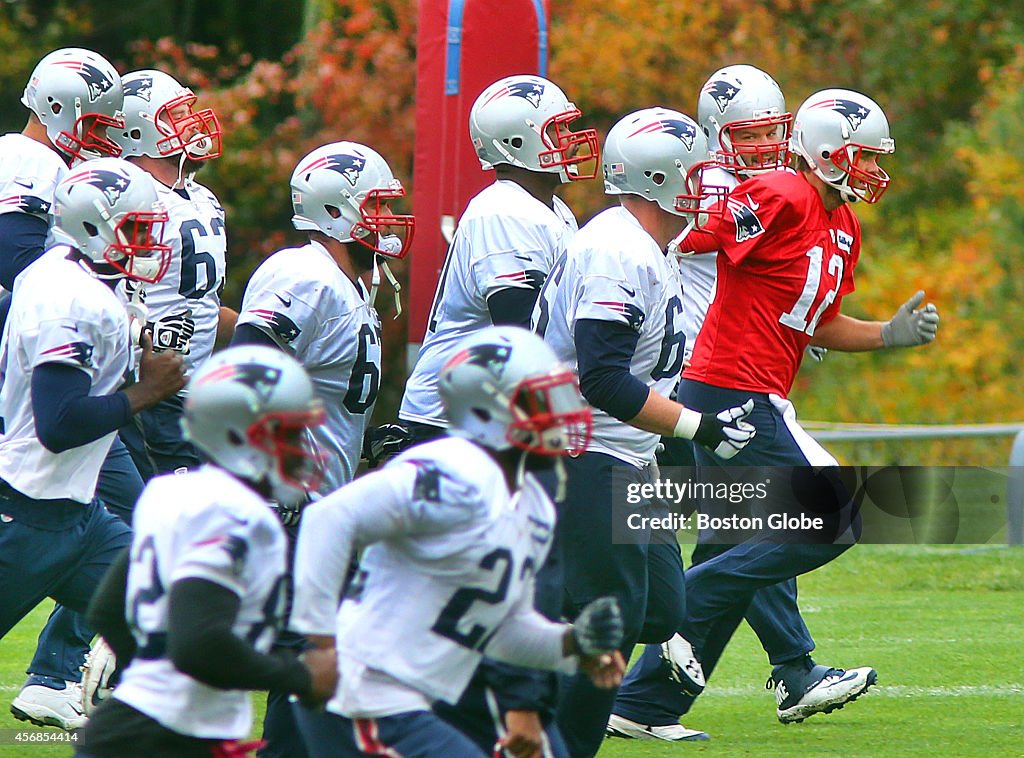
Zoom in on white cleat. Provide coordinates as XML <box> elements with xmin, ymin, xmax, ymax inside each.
<box><xmin>606</xmin><ymin>713</ymin><xmax>710</xmax><ymax>742</ymax></box>
<box><xmin>660</xmin><ymin>633</ymin><xmax>705</xmax><ymax>696</ymax></box>
<box><xmin>11</xmin><ymin>681</ymin><xmax>87</xmax><ymax>731</ymax></box>
<box><xmin>771</xmin><ymin>662</ymin><xmax>878</xmax><ymax>724</ymax></box>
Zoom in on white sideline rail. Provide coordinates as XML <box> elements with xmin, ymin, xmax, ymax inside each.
<box><xmin>804</xmin><ymin>421</ymin><xmax>1024</xmax><ymax>546</ymax></box>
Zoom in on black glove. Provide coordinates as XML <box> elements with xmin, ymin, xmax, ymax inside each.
<box><xmin>693</xmin><ymin>399</ymin><xmax>756</xmax><ymax>460</ymax></box>
<box><xmin>572</xmin><ymin>596</ymin><xmax>623</xmax><ymax>656</ymax></box>
<box><xmin>148</xmin><ymin>310</ymin><xmax>196</xmax><ymax>354</ymax></box>
<box><xmin>362</xmin><ymin>423</ymin><xmax>414</xmax><ymax>468</ymax></box>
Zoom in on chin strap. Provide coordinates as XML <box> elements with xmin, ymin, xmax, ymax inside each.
<box><xmin>124</xmin><ymin>284</ymin><xmax>149</xmax><ymax>346</ymax></box>
<box><xmin>666</xmin><ymin>217</ymin><xmax>699</xmax><ymax>258</ymax></box>
<box><xmin>553</xmin><ymin>457</ymin><xmax>567</xmax><ymax>503</ymax></box>
<box><xmin>368</xmin><ymin>253</ymin><xmax>402</xmax><ymax>318</ymax></box>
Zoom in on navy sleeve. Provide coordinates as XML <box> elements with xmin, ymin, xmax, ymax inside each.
<box><xmin>0</xmin><ymin>212</ymin><xmax>50</xmax><ymax>290</ymax></box>
<box><xmin>574</xmin><ymin>318</ymin><xmax>650</xmax><ymax>422</ymax></box>
<box><xmin>230</xmin><ymin>322</ymin><xmax>283</xmax><ymax>349</ymax></box>
<box><xmin>486</xmin><ymin>287</ymin><xmax>542</xmax><ymax>329</ymax></box>
<box><xmin>31</xmin><ymin>363</ymin><xmax>132</xmax><ymax>453</ymax></box>
<box><xmin>168</xmin><ymin>578</ymin><xmax>312</xmax><ymax>695</ymax></box>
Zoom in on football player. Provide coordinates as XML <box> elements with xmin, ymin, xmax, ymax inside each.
<box><xmin>656</xmin><ymin>88</ymin><xmax>937</xmax><ymax>725</ymax></box>
<box><xmin>610</xmin><ymin>66</ymin><xmax>875</xmax><ymax>739</ymax></box>
<box><xmin>0</xmin><ymin>50</ymin><xmax>161</xmax><ymax>730</ymax></box>
<box><xmin>397</xmin><ymin>75</ymin><xmax>598</xmax><ymax>754</ymax></box>
<box><xmin>0</xmin><ymin>158</ymin><xmax>185</xmax><ymax>725</ymax></box>
<box><xmin>290</xmin><ymin>326</ymin><xmax>625</xmax><ymax>758</ymax></box>
<box><xmin>532</xmin><ymin>107</ymin><xmax>756</xmax><ymax>757</ymax></box>
<box><xmin>111</xmin><ymin>68</ymin><xmax>235</xmax><ymax>480</ymax></box>
<box><xmin>75</xmin><ymin>346</ymin><xmax>337</xmax><ymax>758</ymax></box>
<box><xmin>231</xmin><ymin>140</ymin><xmax>413</xmax><ymax>757</ymax></box>
<box><xmin>70</xmin><ymin>70</ymin><xmax>224</xmax><ymax>721</ymax></box>
<box><xmin>399</xmin><ymin>73</ymin><xmax>598</xmax><ymax>443</ymax></box>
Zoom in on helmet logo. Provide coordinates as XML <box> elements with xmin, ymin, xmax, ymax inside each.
<box><xmin>703</xmin><ymin>80</ymin><xmax>740</xmax><ymax>115</ymax></box>
<box><xmin>123</xmin><ymin>75</ymin><xmax>154</xmax><ymax>102</ymax></box>
<box><xmin>627</xmin><ymin>119</ymin><xmax>696</xmax><ymax>151</ymax></box>
<box><xmin>809</xmin><ymin>98</ymin><xmax>870</xmax><ymax>131</ymax></box>
<box><xmin>483</xmin><ymin>80</ymin><xmax>546</xmax><ymax>109</ymax></box>
<box><xmin>197</xmin><ymin>361</ymin><xmax>283</xmax><ymax>404</ymax></box>
<box><xmin>65</xmin><ymin>168</ymin><xmax>130</xmax><ymax>206</ymax></box>
<box><xmin>299</xmin><ymin>153</ymin><xmax>366</xmax><ymax>187</ymax></box>
<box><xmin>726</xmin><ymin>196</ymin><xmax>765</xmax><ymax>243</ymax></box>
<box><xmin>447</xmin><ymin>343</ymin><xmax>513</xmax><ymax>378</ymax></box>
<box><xmin>55</xmin><ymin>60</ymin><xmax>115</xmax><ymax>103</ymax></box>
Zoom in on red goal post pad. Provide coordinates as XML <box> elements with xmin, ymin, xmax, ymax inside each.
<box><xmin>408</xmin><ymin>0</ymin><xmax>549</xmax><ymax>360</ymax></box>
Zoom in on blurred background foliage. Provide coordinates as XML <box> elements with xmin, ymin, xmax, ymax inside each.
<box><xmin>1</xmin><ymin>0</ymin><xmax>1021</xmax><ymax>464</ymax></box>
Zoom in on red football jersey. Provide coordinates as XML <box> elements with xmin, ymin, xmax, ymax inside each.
<box><xmin>684</xmin><ymin>169</ymin><xmax>860</xmax><ymax>397</ymax></box>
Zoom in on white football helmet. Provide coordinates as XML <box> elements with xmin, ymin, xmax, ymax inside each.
<box><xmin>21</xmin><ymin>48</ymin><xmax>124</xmax><ymax>164</ymax></box>
<box><xmin>603</xmin><ymin>107</ymin><xmax>719</xmax><ymax>218</ymax></box>
<box><xmin>469</xmin><ymin>74</ymin><xmax>599</xmax><ymax>183</ymax></box>
<box><xmin>439</xmin><ymin>326</ymin><xmax>592</xmax><ymax>455</ymax></box>
<box><xmin>291</xmin><ymin>141</ymin><xmax>414</xmax><ymax>259</ymax></box>
<box><xmin>112</xmin><ymin>69</ymin><xmax>222</xmax><ymax>161</ymax></box>
<box><xmin>52</xmin><ymin>157</ymin><xmax>171</xmax><ymax>283</ymax></box>
<box><xmin>791</xmin><ymin>88</ymin><xmax>895</xmax><ymax>204</ymax></box>
<box><xmin>697</xmin><ymin>64</ymin><xmax>791</xmax><ymax>175</ymax></box>
<box><xmin>182</xmin><ymin>346</ymin><xmax>326</xmax><ymax>506</ymax></box>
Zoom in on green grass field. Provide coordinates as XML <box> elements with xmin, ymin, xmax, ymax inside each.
<box><xmin>1</xmin><ymin>545</ymin><xmax>1022</xmax><ymax>757</ymax></box>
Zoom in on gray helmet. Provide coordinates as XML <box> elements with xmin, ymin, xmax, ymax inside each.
<box><xmin>21</xmin><ymin>47</ymin><xmax>125</xmax><ymax>164</ymax></box>
<box><xmin>182</xmin><ymin>345</ymin><xmax>325</xmax><ymax>505</ymax></box>
<box><xmin>790</xmin><ymin>88</ymin><xmax>895</xmax><ymax>203</ymax></box>
<box><xmin>51</xmin><ymin>157</ymin><xmax>171</xmax><ymax>283</ymax></box>
<box><xmin>603</xmin><ymin>107</ymin><xmax>713</xmax><ymax>216</ymax></box>
<box><xmin>696</xmin><ymin>64</ymin><xmax>791</xmax><ymax>175</ymax></box>
<box><xmin>113</xmin><ymin>69</ymin><xmax>222</xmax><ymax>161</ymax></box>
<box><xmin>290</xmin><ymin>141</ymin><xmax>414</xmax><ymax>258</ymax></box>
<box><xmin>469</xmin><ymin>74</ymin><xmax>599</xmax><ymax>183</ymax></box>
<box><xmin>439</xmin><ymin>326</ymin><xmax>591</xmax><ymax>455</ymax></box>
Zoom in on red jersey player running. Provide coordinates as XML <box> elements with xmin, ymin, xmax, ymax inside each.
<box><xmin>670</xmin><ymin>88</ymin><xmax>939</xmax><ymax>724</ymax></box>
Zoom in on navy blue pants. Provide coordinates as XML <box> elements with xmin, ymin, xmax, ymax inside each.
<box><xmin>25</xmin><ymin>437</ymin><xmax>143</xmax><ymax>685</ymax></box>
<box><xmin>294</xmin><ymin>706</ymin><xmax>487</xmax><ymax>758</ymax></box>
<box><xmin>119</xmin><ymin>394</ymin><xmax>203</xmax><ymax>481</ymax></box>
<box><xmin>0</xmin><ymin>482</ymin><xmax>132</xmax><ymax>640</ymax></box>
<box><xmin>613</xmin><ymin>380</ymin><xmax>853</xmax><ymax>726</ymax></box>
<box><xmin>554</xmin><ymin>451</ymin><xmax>685</xmax><ymax>758</ymax></box>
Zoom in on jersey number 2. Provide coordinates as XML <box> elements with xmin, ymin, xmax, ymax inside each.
<box><xmin>431</xmin><ymin>547</ymin><xmax>514</xmax><ymax>651</ymax></box>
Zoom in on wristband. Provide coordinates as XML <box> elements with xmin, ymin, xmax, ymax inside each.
<box><xmin>673</xmin><ymin>407</ymin><xmax>702</xmax><ymax>440</ymax></box>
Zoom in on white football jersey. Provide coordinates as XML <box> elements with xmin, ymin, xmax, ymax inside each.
<box><xmin>0</xmin><ymin>248</ymin><xmax>131</xmax><ymax>502</ymax></box>
<box><xmin>533</xmin><ymin>206</ymin><xmax>685</xmax><ymax>467</ymax></box>
<box><xmin>0</xmin><ymin>133</ymin><xmax>67</xmax><ymax>290</ymax></box>
<box><xmin>123</xmin><ymin>178</ymin><xmax>226</xmax><ymax>378</ymax></box>
<box><xmin>291</xmin><ymin>436</ymin><xmax>557</xmax><ymax>717</ymax></box>
<box><xmin>400</xmin><ymin>181</ymin><xmax>577</xmax><ymax>426</ymax></box>
<box><xmin>113</xmin><ymin>466</ymin><xmax>289</xmax><ymax>740</ymax></box>
<box><xmin>236</xmin><ymin>241</ymin><xmax>381</xmax><ymax>491</ymax></box>
<box><xmin>678</xmin><ymin>165</ymin><xmax>738</xmax><ymax>360</ymax></box>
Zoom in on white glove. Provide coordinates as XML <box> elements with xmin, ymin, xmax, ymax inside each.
<box><xmin>80</xmin><ymin>637</ymin><xmax>116</xmax><ymax>716</ymax></box>
<box><xmin>881</xmin><ymin>290</ymin><xmax>939</xmax><ymax>348</ymax></box>
<box><xmin>677</xmin><ymin>399</ymin><xmax>756</xmax><ymax>460</ymax></box>
<box><xmin>149</xmin><ymin>310</ymin><xmax>196</xmax><ymax>354</ymax></box>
